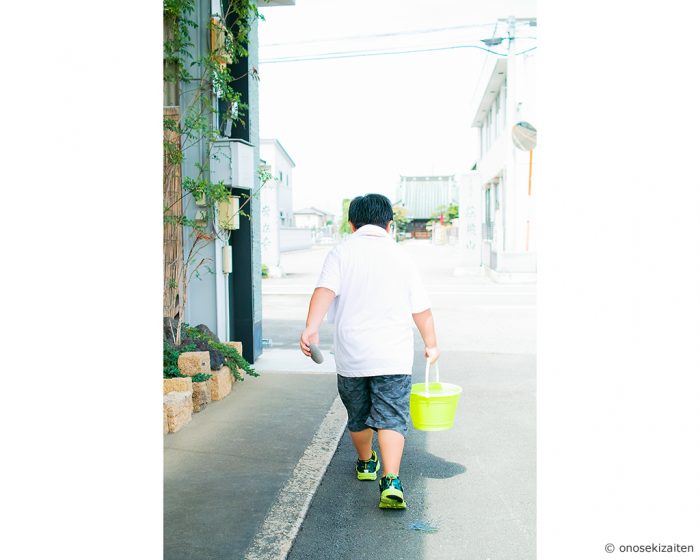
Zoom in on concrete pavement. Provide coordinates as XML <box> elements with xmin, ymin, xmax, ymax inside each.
<box><xmin>163</xmin><ymin>372</ymin><xmax>340</xmax><ymax>560</ymax></box>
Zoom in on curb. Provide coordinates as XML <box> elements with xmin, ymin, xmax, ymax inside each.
<box><xmin>242</xmin><ymin>396</ymin><xmax>347</xmax><ymax>560</ymax></box>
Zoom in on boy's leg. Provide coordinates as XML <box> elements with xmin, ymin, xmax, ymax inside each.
<box><xmin>349</xmin><ymin>428</ymin><xmax>373</xmax><ymax>461</ymax></box>
<box><xmin>377</xmin><ymin>429</ymin><xmax>405</xmax><ymax>475</ymax></box>
<box><xmin>366</xmin><ymin>375</ymin><xmax>412</xmax><ymax>475</ymax></box>
<box><xmin>337</xmin><ymin>374</ymin><xmax>375</xmax><ymax>460</ymax></box>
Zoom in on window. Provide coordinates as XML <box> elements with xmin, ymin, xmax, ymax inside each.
<box><xmin>494</xmin><ymin>92</ymin><xmax>501</xmax><ymax>139</ymax></box>
<box><xmin>484</xmin><ymin>187</ymin><xmax>494</xmax><ymax>241</ymax></box>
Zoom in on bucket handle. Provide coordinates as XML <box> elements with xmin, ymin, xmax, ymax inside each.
<box><xmin>424</xmin><ymin>358</ymin><xmax>440</xmax><ymax>398</ymax></box>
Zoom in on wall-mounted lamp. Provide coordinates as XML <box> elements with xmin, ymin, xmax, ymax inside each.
<box><xmin>218</xmin><ymin>195</ymin><xmax>240</xmax><ymax>231</ymax></box>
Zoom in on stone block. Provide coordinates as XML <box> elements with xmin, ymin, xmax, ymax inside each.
<box><xmin>163</xmin><ymin>377</ymin><xmax>193</xmax><ymax>395</ymax></box>
<box><xmin>192</xmin><ymin>381</ymin><xmax>211</xmax><ymax>413</ymax></box>
<box><xmin>178</xmin><ymin>351</ymin><xmax>211</xmax><ymax>376</ymax></box>
<box><xmin>222</xmin><ymin>341</ymin><xmax>243</xmax><ymax>355</ymax></box>
<box><xmin>164</xmin><ymin>391</ymin><xmax>193</xmax><ymax>433</ymax></box>
<box><xmin>221</xmin><ymin>342</ymin><xmax>246</xmax><ymax>380</ymax></box>
<box><xmin>209</xmin><ymin>366</ymin><xmax>233</xmax><ymax>401</ymax></box>
<box><xmin>163</xmin><ymin>408</ymin><xmax>168</xmax><ymax>434</ymax></box>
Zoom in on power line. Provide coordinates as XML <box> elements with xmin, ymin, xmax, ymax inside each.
<box><xmin>259</xmin><ymin>43</ymin><xmax>536</xmax><ymax>64</ymax></box>
<box><xmin>261</xmin><ymin>21</ymin><xmax>500</xmax><ymax>48</ymax></box>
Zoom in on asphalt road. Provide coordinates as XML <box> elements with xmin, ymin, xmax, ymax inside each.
<box><xmin>262</xmin><ymin>240</ymin><xmax>536</xmax><ymax>559</ymax></box>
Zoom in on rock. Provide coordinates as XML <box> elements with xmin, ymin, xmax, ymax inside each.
<box><xmin>192</xmin><ymin>381</ymin><xmax>211</xmax><ymax>413</ymax></box>
<box><xmin>194</xmin><ymin>324</ymin><xmax>220</xmax><ymax>344</ymax></box>
<box><xmin>163</xmin><ymin>408</ymin><xmax>168</xmax><ymax>434</ymax></box>
<box><xmin>178</xmin><ymin>351</ymin><xmax>210</xmax><ymax>376</ymax></box>
<box><xmin>209</xmin><ymin>366</ymin><xmax>233</xmax><ymax>400</ymax></box>
<box><xmin>180</xmin><ymin>338</ymin><xmax>225</xmax><ymax>371</ymax></box>
<box><xmin>164</xmin><ymin>391</ymin><xmax>193</xmax><ymax>433</ymax></box>
<box><xmin>164</xmin><ymin>317</ymin><xmax>179</xmax><ymax>343</ymax></box>
<box><xmin>164</xmin><ymin>377</ymin><xmax>193</xmax><ymax>395</ymax></box>
<box><xmin>207</xmin><ymin>347</ymin><xmax>225</xmax><ymax>370</ymax></box>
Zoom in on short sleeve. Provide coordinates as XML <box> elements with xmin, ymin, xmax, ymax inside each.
<box><xmin>408</xmin><ymin>261</ymin><xmax>430</xmax><ymax>313</ymax></box>
<box><xmin>316</xmin><ymin>247</ymin><xmax>341</xmax><ymax>295</ymax></box>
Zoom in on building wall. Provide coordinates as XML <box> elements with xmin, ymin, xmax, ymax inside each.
<box><xmin>248</xmin><ymin>18</ymin><xmax>263</xmax><ymax>360</ymax></box>
<box><xmin>457</xmin><ymin>172</ymin><xmax>483</xmax><ymax>265</ymax></box>
<box><xmin>274</xmin><ymin>151</ymin><xmax>294</xmax><ymax>225</ymax></box>
<box><xmin>260</xmin><ymin>140</ymin><xmax>295</xmax><ymax>224</ymax></box>
<box><xmin>260</xmin><ymin>165</ymin><xmax>280</xmax><ymax>269</ymax></box>
<box><xmin>179</xmin><ymin>1</ymin><xmax>264</xmax><ymax>360</ymax></box>
<box><xmin>183</xmin><ymin>0</ymin><xmax>217</xmax><ymax>330</ymax></box>
<box><xmin>472</xmin><ymin>48</ymin><xmax>537</xmax><ymax>272</ymax></box>
<box><xmin>260</xmin><ymin>139</ymin><xmax>295</xmax><ymax>272</ymax></box>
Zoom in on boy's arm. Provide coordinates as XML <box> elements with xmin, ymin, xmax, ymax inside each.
<box><xmin>300</xmin><ymin>287</ymin><xmax>336</xmax><ymax>356</ymax></box>
<box><xmin>412</xmin><ymin>308</ymin><xmax>440</xmax><ymax>363</ymax></box>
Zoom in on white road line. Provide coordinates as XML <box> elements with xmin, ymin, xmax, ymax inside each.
<box><xmin>242</xmin><ymin>396</ymin><xmax>347</xmax><ymax>560</ymax></box>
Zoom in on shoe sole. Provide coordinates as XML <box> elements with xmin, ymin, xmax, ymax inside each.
<box><xmin>357</xmin><ymin>472</ymin><xmax>378</xmax><ymax>481</ymax></box>
<box><xmin>379</xmin><ymin>495</ymin><xmax>406</xmax><ymax>509</ymax></box>
<box><xmin>356</xmin><ymin>460</ymin><xmax>380</xmax><ymax>481</ymax></box>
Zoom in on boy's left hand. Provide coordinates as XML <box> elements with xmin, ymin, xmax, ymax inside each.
<box><xmin>425</xmin><ymin>346</ymin><xmax>440</xmax><ymax>364</ymax></box>
<box><xmin>300</xmin><ymin>327</ymin><xmax>319</xmax><ymax>357</ymax></box>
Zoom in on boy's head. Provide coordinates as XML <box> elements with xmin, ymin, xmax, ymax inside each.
<box><xmin>348</xmin><ymin>194</ymin><xmax>394</xmax><ymax>231</ymax></box>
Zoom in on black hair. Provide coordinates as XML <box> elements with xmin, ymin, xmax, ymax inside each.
<box><xmin>348</xmin><ymin>194</ymin><xmax>394</xmax><ymax>229</ymax></box>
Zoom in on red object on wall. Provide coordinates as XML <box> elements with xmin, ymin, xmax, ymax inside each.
<box><xmin>439</xmin><ymin>214</ymin><xmax>445</xmax><ymax>225</ymax></box>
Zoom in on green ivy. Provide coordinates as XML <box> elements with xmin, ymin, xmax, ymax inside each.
<box><xmin>191</xmin><ymin>373</ymin><xmax>213</xmax><ymax>383</ymax></box>
<box><xmin>182</xmin><ymin>324</ymin><xmax>258</xmax><ymax>382</ymax></box>
<box><xmin>164</xmin><ymin>340</ymin><xmax>197</xmax><ymax>378</ymax></box>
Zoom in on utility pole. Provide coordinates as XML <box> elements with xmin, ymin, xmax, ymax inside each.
<box><xmin>497</xmin><ymin>15</ymin><xmax>536</xmax><ymax>254</ymax></box>
<box><xmin>503</xmin><ymin>15</ymin><xmax>518</xmax><ymax>253</ymax></box>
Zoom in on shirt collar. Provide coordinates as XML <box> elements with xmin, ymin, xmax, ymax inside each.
<box><xmin>353</xmin><ymin>224</ymin><xmax>389</xmax><ymax>238</ymax></box>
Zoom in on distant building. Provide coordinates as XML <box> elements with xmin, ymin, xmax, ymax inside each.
<box><xmin>396</xmin><ymin>175</ymin><xmax>458</xmax><ymax>237</ymax></box>
<box><xmin>259</xmin><ymin>139</ymin><xmax>296</xmax><ymax>277</ymax></box>
<box><xmin>470</xmin><ymin>17</ymin><xmax>537</xmax><ymax>279</ymax></box>
<box><xmin>294</xmin><ymin>207</ymin><xmax>334</xmax><ymax>230</ymax></box>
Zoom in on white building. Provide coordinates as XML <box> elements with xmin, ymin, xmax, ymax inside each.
<box><xmin>260</xmin><ymin>138</ymin><xmax>296</xmax><ymax>277</ymax></box>
<box><xmin>470</xmin><ymin>18</ymin><xmax>537</xmax><ymax>279</ymax></box>
<box><xmin>293</xmin><ymin>207</ymin><xmax>334</xmax><ymax>230</ymax></box>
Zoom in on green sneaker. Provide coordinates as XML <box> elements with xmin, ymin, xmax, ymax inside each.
<box><xmin>356</xmin><ymin>450</ymin><xmax>380</xmax><ymax>481</ymax></box>
<box><xmin>379</xmin><ymin>473</ymin><xmax>406</xmax><ymax>509</ymax></box>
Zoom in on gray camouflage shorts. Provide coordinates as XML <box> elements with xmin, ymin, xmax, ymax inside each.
<box><xmin>337</xmin><ymin>374</ymin><xmax>412</xmax><ymax>437</ymax></box>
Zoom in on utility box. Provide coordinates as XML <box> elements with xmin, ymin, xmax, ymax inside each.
<box><xmin>210</xmin><ymin>139</ymin><xmax>255</xmax><ymax>189</ymax></box>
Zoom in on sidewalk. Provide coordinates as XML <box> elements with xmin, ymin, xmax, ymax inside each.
<box><xmin>163</xmin><ymin>368</ymin><xmax>343</xmax><ymax>560</ymax></box>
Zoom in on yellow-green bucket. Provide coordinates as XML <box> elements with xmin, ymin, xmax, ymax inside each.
<box><xmin>410</xmin><ymin>360</ymin><xmax>462</xmax><ymax>431</ymax></box>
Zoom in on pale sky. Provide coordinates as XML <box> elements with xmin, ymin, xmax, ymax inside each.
<box><xmin>258</xmin><ymin>0</ymin><xmax>536</xmax><ymax>217</ymax></box>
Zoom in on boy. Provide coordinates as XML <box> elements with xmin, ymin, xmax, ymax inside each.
<box><xmin>300</xmin><ymin>194</ymin><xmax>439</xmax><ymax>509</ymax></box>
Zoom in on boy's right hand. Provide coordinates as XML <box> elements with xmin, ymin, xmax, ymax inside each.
<box><xmin>425</xmin><ymin>346</ymin><xmax>440</xmax><ymax>364</ymax></box>
<box><xmin>300</xmin><ymin>327</ymin><xmax>319</xmax><ymax>357</ymax></box>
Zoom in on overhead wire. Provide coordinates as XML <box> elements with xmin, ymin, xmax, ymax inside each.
<box><xmin>260</xmin><ymin>21</ymin><xmax>500</xmax><ymax>47</ymax></box>
<box><xmin>260</xmin><ymin>43</ymin><xmax>536</xmax><ymax>64</ymax></box>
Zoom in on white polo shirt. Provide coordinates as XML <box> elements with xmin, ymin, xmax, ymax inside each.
<box><xmin>316</xmin><ymin>224</ymin><xmax>431</xmax><ymax>377</ymax></box>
